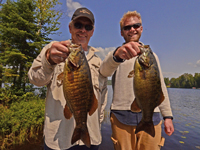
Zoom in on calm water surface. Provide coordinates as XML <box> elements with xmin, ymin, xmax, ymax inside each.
<box><xmin>99</xmin><ymin>86</ymin><xmax>200</xmax><ymax>150</ymax></box>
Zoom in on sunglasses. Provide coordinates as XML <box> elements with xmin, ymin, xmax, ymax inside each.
<box><xmin>74</xmin><ymin>22</ymin><xmax>93</xmax><ymax>31</ymax></box>
<box><xmin>123</xmin><ymin>23</ymin><xmax>142</xmax><ymax>31</ymax></box>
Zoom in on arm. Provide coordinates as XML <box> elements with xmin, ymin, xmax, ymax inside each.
<box><xmin>154</xmin><ymin>53</ymin><xmax>174</xmax><ymax>136</ymax></box>
<box><xmin>28</xmin><ymin>42</ymin><xmax>56</xmax><ymax>86</ymax></box>
<box><xmin>100</xmin><ymin>42</ymin><xmax>141</xmax><ymax>77</ymax></box>
<box><xmin>28</xmin><ymin>40</ymin><xmax>70</xmax><ymax>86</ymax></box>
<box><xmin>99</xmin><ymin>50</ymin><xmax>120</xmax><ymax>77</ymax></box>
<box><xmin>99</xmin><ymin>74</ymin><xmax>108</xmax><ymax>124</ymax></box>
<box><xmin>114</xmin><ymin>42</ymin><xmax>141</xmax><ymax>60</ymax></box>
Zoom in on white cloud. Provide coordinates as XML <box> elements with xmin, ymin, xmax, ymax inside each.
<box><xmin>95</xmin><ymin>47</ymin><xmax>116</xmax><ymax>60</ymax></box>
<box><xmin>188</xmin><ymin>60</ymin><xmax>200</xmax><ymax>68</ymax></box>
<box><xmin>196</xmin><ymin>60</ymin><xmax>200</xmax><ymax>67</ymax></box>
<box><xmin>66</xmin><ymin>0</ymin><xmax>82</xmax><ymax>17</ymax></box>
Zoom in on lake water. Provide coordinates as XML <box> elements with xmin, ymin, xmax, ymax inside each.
<box><xmin>99</xmin><ymin>86</ymin><xmax>200</xmax><ymax>150</ymax></box>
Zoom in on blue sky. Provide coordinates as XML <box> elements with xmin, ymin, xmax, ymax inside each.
<box><xmin>51</xmin><ymin>0</ymin><xmax>200</xmax><ymax>79</ymax></box>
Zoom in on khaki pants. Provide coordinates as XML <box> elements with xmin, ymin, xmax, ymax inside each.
<box><xmin>110</xmin><ymin>113</ymin><xmax>165</xmax><ymax>150</ymax></box>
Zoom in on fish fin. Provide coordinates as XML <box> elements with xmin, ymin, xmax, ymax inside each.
<box><xmin>57</xmin><ymin>72</ymin><xmax>64</xmax><ymax>81</ymax></box>
<box><xmin>81</xmin><ymin>126</ymin><xmax>91</xmax><ymax>148</ymax></box>
<box><xmin>63</xmin><ymin>105</ymin><xmax>72</xmax><ymax>119</ymax></box>
<box><xmin>135</xmin><ymin>120</ymin><xmax>155</xmax><ymax>137</ymax></box>
<box><xmin>71</xmin><ymin>127</ymin><xmax>81</xmax><ymax>145</ymax></box>
<box><xmin>158</xmin><ymin>92</ymin><xmax>165</xmax><ymax>106</ymax></box>
<box><xmin>130</xmin><ymin>99</ymin><xmax>141</xmax><ymax>112</ymax></box>
<box><xmin>128</xmin><ymin>70</ymin><xmax>134</xmax><ymax>78</ymax></box>
<box><xmin>71</xmin><ymin>125</ymin><xmax>91</xmax><ymax>148</ymax></box>
<box><xmin>89</xmin><ymin>93</ymin><xmax>98</xmax><ymax>116</ymax></box>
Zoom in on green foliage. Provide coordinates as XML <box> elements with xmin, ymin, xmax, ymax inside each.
<box><xmin>164</xmin><ymin>77</ymin><xmax>170</xmax><ymax>87</ymax></box>
<box><xmin>35</xmin><ymin>0</ymin><xmax>62</xmax><ymax>37</ymax></box>
<box><xmin>0</xmin><ymin>0</ymin><xmax>62</xmax><ymax>92</ymax></box>
<box><xmin>0</xmin><ymin>87</ymin><xmax>18</xmax><ymax>106</ymax></box>
<box><xmin>0</xmin><ymin>98</ymin><xmax>45</xmax><ymax>150</ymax></box>
<box><xmin>165</xmin><ymin>73</ymin><xmax>200</xmax><ymax>88</ymax></box>
<box><xmin>0</xmin><ymin>0</ymin><xmax>62</xmax><ymax>149</ymax></box>
<box><xmin>194</xmin><ymin>73</ymin><xmax>200</xmax><ymax>88</ymax></box>
<box><xmin>0</xmin><ymin>85</ymin><xmax>38</xmax><ymax>106</ymax></box>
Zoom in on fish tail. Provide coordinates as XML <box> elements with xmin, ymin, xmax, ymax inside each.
<box><xmin>135</xmin><ymin>120</ymin><xmax>155</xmax><ymax>137</ymax></box>
<box><xmin>71</xmin><ymin>125</ymin><xmax>91</xmax><ymax>148</ymax></box>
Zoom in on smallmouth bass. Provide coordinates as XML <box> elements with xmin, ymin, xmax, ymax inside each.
<box><xmin>57</xmin><ymin>44</ymin><xmax>98</xmax><ymax>147</ymax></box>
<box><xmin>128</xmin><ymin>45</ymin><xmax>164</xmax><ymax>137</ymax></box>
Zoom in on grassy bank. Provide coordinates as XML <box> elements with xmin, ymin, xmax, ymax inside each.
<box><xmin>0</xmin><ymin>97</ymin><xmax>45</xmax><ymax>150</ymax></box>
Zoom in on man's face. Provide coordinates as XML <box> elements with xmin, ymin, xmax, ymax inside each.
<box><xmin>121</xmin><ymin>16</ymin><xmax>143</xmax><ymax>43</ymax></box>
<box><xmin>69</xmin><ymin>17</ymin><xmax>94</xmax><ymax>45</ymax></box>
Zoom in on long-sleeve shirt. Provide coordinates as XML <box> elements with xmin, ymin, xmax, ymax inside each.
<box><xmin>99</xmin><ymin>46</ymin><xmax>173</xmax><ymax>125</ymax></box>
<box><xmin>28</xmin><ymin>41</ymin><xmax>108</xmax><ymax>149</ymax></box>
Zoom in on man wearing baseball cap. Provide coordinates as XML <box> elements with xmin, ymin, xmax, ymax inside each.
<box><xmin>28</xmin><ymin>7</ymin><xmax>108</xmax><ymax>150</ymax></box>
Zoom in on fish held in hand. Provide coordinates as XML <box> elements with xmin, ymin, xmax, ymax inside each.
<box><xmin>57</xmin><ymin>44</ymin><xmax>98</xmax><ymax>147</ymax></box>
<box><xmin>128</xmin><ymin>45</ymin><xmax>164</xmax><ymax>137</ymax></box>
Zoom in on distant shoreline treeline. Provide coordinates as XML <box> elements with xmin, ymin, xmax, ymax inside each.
<box><xmin>165</xmin><ymin>73</ymin><xmax>200</xmax><ymax>88</ymax></box>
<box><xmin>107</xmin><ymin>73</ymin><xmax>200</xmax><ymax>89</ymax></box>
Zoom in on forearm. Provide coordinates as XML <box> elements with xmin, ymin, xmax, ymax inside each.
<box><xmin>28</xmin><ymin>42</ymin><xmax>56</xmax><ymax>86</ymax></box>
<box><xmin>155</xmin><ymin>54</ymin><xmax>173</xmax><ymax>117</ymax></box>
<box><xmin>99</xmin><ymin>50</ymin><xmax>121</xmax><ymax>77</ymax></box>
<box><xmin>99</xmin><ymin>75</ymin><xmax>108</xmax><ymax>123</ymax></box>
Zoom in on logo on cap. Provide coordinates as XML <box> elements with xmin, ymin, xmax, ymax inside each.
<box><xmin>80</xmin><ymin>10</ymin><xmax>90</xmax><ymax>15</ymax></box>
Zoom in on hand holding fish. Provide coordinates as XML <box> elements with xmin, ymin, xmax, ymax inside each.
<box><xmin>114</xmin><ymin>41</ymin><xmax>141</xmax><ymax>60</ymax></box>
<box><xmin>46</xmin><ymin>40</ymin><xmax>71</xmax><ymax>65</ymax></box>
<box><xmin>164</xmin><ymin>119</ymin><xmax>174</xmax><ymax>136</ymax></box>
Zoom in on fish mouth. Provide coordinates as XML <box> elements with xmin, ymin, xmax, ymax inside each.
<box><xmin>138</xmin><ymin>54</ymin><xmax>150</xmax><ymax>68</ymax></box>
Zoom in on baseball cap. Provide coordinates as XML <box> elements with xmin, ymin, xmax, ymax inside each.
<box><xmin>71</xmin><ymin>7</ymin><xmax>95</xmax><ymax>24</ymax></box>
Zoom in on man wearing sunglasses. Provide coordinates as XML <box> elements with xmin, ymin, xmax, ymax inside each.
<box><xmin>28</xmin><ymin>7</ymin><xmax>108</xmax><ymax>150</ymax></box>
<box><xmin>100</xmin><ymin>11</ymin><xmax>174</xmax><ymax>150</ymax></box>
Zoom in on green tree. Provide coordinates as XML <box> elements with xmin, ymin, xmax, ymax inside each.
<box><xmin>194</xmin><ymin>73</ymin><xmax>200</xmax><ymax>88</ymax></box>
<box><xmin>0</xmin><ymin>0</ymin><xmax>62</xmax><ymax>94</ymax></box>
<box><xmin>170</xmin><ymin>77</ymin><xmax>180</xmax><ymax>88</ymax></box>
<box><xmin>170</xmin><ymin>73</ymin><xmax>196</xmax><ymax>88</ymax></box>
<box><xmin>35</xmin><ymin>0</ymin><xmax>62</xmax><ymax>37</ymax></box>
<box><xmin>164</xmin><ymin>77</ymin><xmax>170</xmax><ymax>87</ymax></box>
<box><xmin>179</xmin><ymin>73</ymin><xmax>195</xmax><ymax>88</ymax></box>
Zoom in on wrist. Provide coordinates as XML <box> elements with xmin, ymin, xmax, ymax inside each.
<box><xmin>113</xmin><ymin>47</ymin><xmax>124</xmax><ymax>62</ymax></box>
<box><xmin>163</xmin><ymin>116</ymin><xmax>173</xmax><ymax>120</ymax></box>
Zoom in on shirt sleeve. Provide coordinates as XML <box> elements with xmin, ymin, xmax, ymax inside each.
<box><xmin>99</xmin><ymin>50</ymin><xmax>121</xmax><ymax>77</ymax></box>
<box><xmin>28</xmin><ymin>41</ymin><xmax>56</xmax><ymax>87</ymax></box>
<box><xmin>154</xmin><ymin>53</ymin><xmax>173</xmax><ymax>118</ymax></box>
<box><xmin>99</xmin><ymin>74</ymin><xmax>108</xmax><ymax>124</ymax></box>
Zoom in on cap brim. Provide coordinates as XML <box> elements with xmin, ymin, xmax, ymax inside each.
<box><xmin>72</xmin><ymin>16</ymin><xmax>94</xmax><ymax>24</ymax></box>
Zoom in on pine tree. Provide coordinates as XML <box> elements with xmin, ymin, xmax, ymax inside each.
<box><xmin>0</xmin><ymin>0</ymin><xmax>62</xmax><ymax>93</ymax></box>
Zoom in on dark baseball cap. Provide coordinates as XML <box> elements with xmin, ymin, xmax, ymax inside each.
<box><xmin>71</xmin><ymin>7</ymin><xmax>95</xmax><ymax>24</ymax></box>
